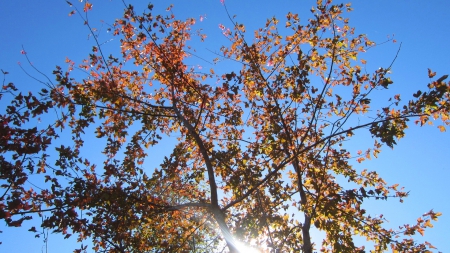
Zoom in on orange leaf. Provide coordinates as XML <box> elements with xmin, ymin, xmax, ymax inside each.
<box><xmin>84</xmin><ymin>2</ymin><xmax>93</xmax><ymax>12</ymax></box>
<box><xmin>417</xmin><ymin>228</ymin><xmax>425</xmax><ymax>236</ymax></box>
<box><xmin>427</xmin><ymin>68</ymin><xmax>436</xmax><ymax>78</ymax></box>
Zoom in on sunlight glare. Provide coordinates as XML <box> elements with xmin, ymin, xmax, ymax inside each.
<box><xmin>235</xmin><ymin>241</ymin><xmax>261</xmax><ymax>253</ymax></box>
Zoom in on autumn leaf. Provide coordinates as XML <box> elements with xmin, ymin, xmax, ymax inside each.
<box><xmin>428</xmin><ymin>68</ymin><xmax>436</xmax><ymax>78</ymax></box>
<box><xmin>83</xmin><ymin>2</ymin><xmax>93</xmax><ymax>12</ymax></box>
<box><xmin>436</xmin><ymin>74</ymin><xmax>448</xmax><ymax>83</ymax></box>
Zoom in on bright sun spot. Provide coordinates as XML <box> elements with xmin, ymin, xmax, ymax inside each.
<box><xmin>235</xmin><ymin>241</ymin><xmax>261</xmax><ymax>253</ymax></box>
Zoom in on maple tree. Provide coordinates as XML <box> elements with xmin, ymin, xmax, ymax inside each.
<box><xmin>1</xmin><ymin>0</ymin><xmax>448</xmax><ymax>252</ymax></box>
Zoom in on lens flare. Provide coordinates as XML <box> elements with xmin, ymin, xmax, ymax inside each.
<box><xmin>235</xmin><ymin>241</ymin><xmax>261</xmax><ymax>253</ymax></box>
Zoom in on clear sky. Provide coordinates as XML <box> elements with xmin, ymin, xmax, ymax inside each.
<box><xmin>1</xmin><ymin>0</ymin><xmax>449</xmax><ymax>252</ymax></box>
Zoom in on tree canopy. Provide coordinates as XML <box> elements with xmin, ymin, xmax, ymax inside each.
<box><xmin>0</xmin><ymin>0</ymin><xmax>448</xmax><ymax>252</ymax></box>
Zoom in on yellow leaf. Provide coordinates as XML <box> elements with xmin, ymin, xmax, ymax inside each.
<box><xmin>210</xmin><ymin>68</ymin><xmax>215</xmax><ymax>74</ymax></box>
<box><xmin>438</xmin><ymin>125</ymin><xmax>446</xmax><ymax>132</ymax></box>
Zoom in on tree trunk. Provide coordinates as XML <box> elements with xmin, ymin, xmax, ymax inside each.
<box><xmin>302</xmin><ymin>213</ymin><xmax>312</xmax><ymax>253</ymax></box>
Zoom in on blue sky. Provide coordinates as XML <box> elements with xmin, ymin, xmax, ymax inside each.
<box><xmin>1</xmin><ymin>0</ymin><xmax>449</xmax><ymax>252</ymax></box>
